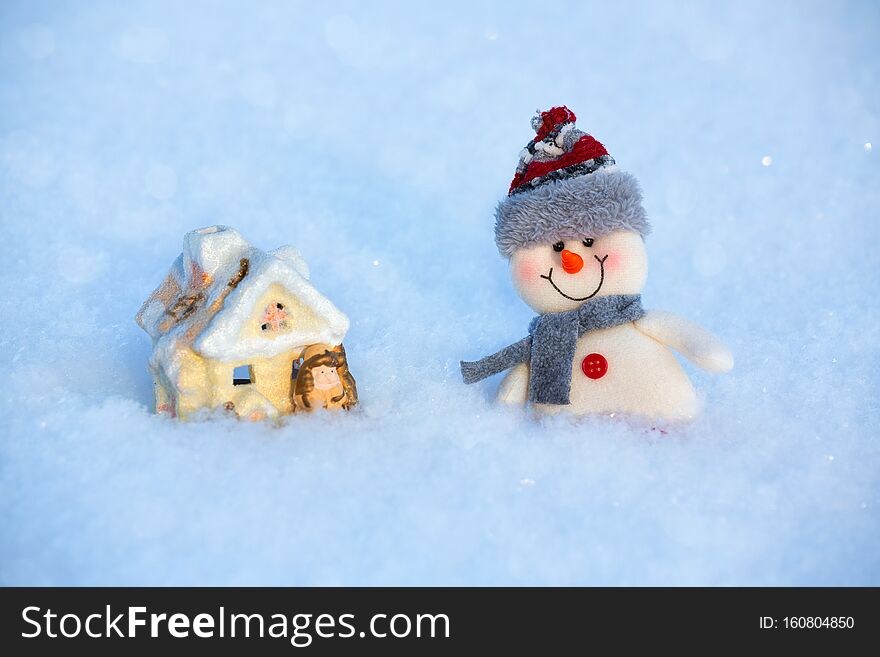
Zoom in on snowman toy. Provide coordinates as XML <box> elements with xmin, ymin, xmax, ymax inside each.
<box><xmin>461</xmin><ymin>106</ymin><xmax>733</xmax><ymax>421</ymax></box>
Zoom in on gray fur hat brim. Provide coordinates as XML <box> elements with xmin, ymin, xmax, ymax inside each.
<box><xmin>494</xmin><ymin>168</ymin><xmax>650</xmax><ymax>257</ymax></box>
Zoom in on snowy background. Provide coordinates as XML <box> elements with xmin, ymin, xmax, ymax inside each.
<box><xmin>1</xmin><ymin>0</ymin><xmax>878</xmax><ymax>585</ymax></box>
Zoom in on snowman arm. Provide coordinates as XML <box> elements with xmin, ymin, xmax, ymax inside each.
<box><xmin>634</xmin><ymin>310</ymin><xmax>733</xmax><ymax>373</ymax></box>
<box><xmin>496</xmin><ymin>363</ymin><xmax>529</xmax><ymax>405</ymax></box>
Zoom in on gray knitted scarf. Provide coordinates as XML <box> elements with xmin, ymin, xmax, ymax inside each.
<box><xmin>460</xmin><ymin>294</ymin><xmax>644</xmax><ymax>405</ymax></box>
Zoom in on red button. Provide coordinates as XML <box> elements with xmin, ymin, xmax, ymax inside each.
<box><xmin>582</xmin><ymin>353</ymin><xmax>608</xmax><ymax>379</ymax></box>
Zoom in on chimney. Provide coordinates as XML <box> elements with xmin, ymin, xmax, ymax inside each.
<box><xmin>183</xmin><ymin>225</ymin><xmax>250</xmax><ymax>281</ymax></box>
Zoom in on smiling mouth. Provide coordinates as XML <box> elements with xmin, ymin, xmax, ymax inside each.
<box><xmin>540</xmin><ymin>254</ymin><xmax>608</xmax><ymax>301</ymax></box>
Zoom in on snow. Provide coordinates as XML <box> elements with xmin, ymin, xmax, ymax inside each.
<box><xmin>1</xmin><ymin>0</ymin><xmax>878</xmax><ymax>585</ymax></box>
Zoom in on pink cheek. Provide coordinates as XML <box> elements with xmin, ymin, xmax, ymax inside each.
<box><xmin>602</xmin><ymin>252</ymin><xmax>618</xmax><ymax>272</ymax></box>
<box><xmin>516</xmin><ymin>261</ymin><xmax>539</xmax><ymax>281</ymax></box>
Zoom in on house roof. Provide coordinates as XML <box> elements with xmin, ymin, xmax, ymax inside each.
<box><xmin>137</xmin><ymin>226</ymin><xmax>349</xmax><ymax>367</ymax></box>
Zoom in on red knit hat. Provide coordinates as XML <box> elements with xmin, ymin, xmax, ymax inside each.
<box><xmin>494</xmin><ymin>106</ymin><xmax>650</xmax><ymax>257</ymax></box>
<box><xmin>508</xmin><ymin>106</ymin><xmax>614</xmax><ymax>195</ymax></box>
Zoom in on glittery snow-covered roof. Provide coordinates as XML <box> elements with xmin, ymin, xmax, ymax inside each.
<box><xmin>136</xmin><ymin>225</ymin><xmax>348</xmax><ymax>364</ymax></box>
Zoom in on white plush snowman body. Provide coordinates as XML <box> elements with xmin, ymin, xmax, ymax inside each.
<box><xmin>461</xmin><ymin>106</ymin><xmax>732</xmax><ymax>421</ymax></box>
<box><xmin>495</xmin><ymin>229</ymin><xmax>732</xmax><ymax>420</ymax></box>
<box><xmin>499</xmin><ymin>325</ymin><xmax>692</xmax><ymax>419</ymax></box>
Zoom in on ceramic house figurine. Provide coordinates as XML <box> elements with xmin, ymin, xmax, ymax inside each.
<box><xmin>136</xmin><ymin>225</ymin><xmax>357</xmax><ymax>420</ymax></box>
<box><xmin>461</xmin><ymin>106</ymin><xmax>733</xmax><ymax>421</ymax></box>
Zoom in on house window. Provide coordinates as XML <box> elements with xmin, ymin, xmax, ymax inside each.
<box><xmin>233</xmin><ymin>365</ymin><xmax>254</xmax><ymax>385</ymax></box>
<box><xmin>260</xmin><ymin>302</ymin><xmax>289</xmax><ymax>332</ymax></box>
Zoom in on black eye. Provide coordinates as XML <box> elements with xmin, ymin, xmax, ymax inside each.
<box><xmin>582</xmin><ymin>238</ymin><xmax>594</xmax><ymax>248</ymax></box>
<box><xmin>552</xmin><ymin>241</ymin><xmax>565</xmax><ymax>252</ymax></box>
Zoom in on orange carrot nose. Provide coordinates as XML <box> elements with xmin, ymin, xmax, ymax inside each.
<box><xmin>561</xmin><ymin>249</ymin><xmax>584</xmax><ymax>274</ymax></box>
